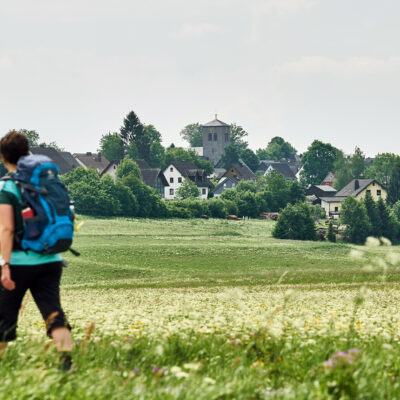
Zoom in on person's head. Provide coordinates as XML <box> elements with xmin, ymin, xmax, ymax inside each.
<box><xmin>0</xmin><ymin>131</ymin><xmax>30</xmax><ymax>169</ymax></box>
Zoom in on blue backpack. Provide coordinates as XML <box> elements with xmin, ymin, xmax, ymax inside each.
<box><xmin>3</xmin><ymin>155</ymin><xmax>79</xmax><ymax>256</ymax></box>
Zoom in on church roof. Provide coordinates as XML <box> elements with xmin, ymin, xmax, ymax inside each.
<box><xmin>203</xmin><ymin>115</ymin><xmax>229</xmax><ymax>127</ymax></box>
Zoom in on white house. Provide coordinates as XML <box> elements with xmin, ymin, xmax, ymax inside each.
<box><xmin>163</xmin><ymin>161</ymin><xmax>212</xmax><ymax>200</ymax></box>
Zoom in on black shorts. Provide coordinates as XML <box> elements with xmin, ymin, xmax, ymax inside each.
<box><xmin>0</xmin><ymin>261</ymin><xmax>71</xmax><ymax>342</ymax></box>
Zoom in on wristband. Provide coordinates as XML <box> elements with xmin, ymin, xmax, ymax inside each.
<box><xmin>1</xmin><ymin>262</ymin><xmax>10</xmax><ymax>268</ymax></box>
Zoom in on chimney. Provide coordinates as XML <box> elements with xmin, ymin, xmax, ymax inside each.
<box><xmin>86</xmin><ymin>152</ymin><xmax>92</xmax><ymax>156</ymax></box>
<box><xmin>355</xmin><ymin>179</ymin><xmax>360</xmax><ymax>190</ymax></box>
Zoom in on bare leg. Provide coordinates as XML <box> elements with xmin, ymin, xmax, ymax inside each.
<box><xmin>51</xmin><ymin>327</ymin><xmax>72</xmax><ymax>352</ymax></box>
<box><xmin>0</xmin><ymin>342</ymin><xmax>8</xmax><ymax>359</ymax></box>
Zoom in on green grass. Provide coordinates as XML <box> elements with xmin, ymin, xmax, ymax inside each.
<box><xmin>62</xmin><ymin>217</ymin><xmax>400</xmax><ymax>289</ymax></box>
<box><xmin>2</xmin><ymin>217</ymin><xmax>400</xmax><ymax>399</ymax></box>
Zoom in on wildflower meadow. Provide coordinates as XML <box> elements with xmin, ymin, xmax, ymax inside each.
<box><xmin>2</xmin><ymin>218</ymin><xmax>400</xmax><ymax>399</ymax></box>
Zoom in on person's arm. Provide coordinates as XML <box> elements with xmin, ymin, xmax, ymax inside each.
<box><xmin>0</xmin><ymin>204</ymin><xmax>16</xmax><ymax>291</ymax></box>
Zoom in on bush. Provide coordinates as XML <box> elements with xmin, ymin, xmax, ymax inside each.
<box><xmin>237</xmin><ymin>191</ymin><xmax>259</xmax><ymax>218</ymax></box>
<box><xmin>207</xmin><ymin>198</ymin><xmax>228</xmax><ymax>218</ymax></box>
<box><xmin>273</xmin><ymin>203</ymin><xmax>317</xmax><ymax>241</ymax></box>
<box><xmin>165</xmin><ymin>201</ymin><xmax>193</xmax><ymax>218</ymax></box>
<box><xmin>222</xmin><ymin>199</ymin><xmax>239</xmax><ymax>216</ymax></box>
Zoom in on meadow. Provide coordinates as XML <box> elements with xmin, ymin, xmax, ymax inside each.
<box><xmin>2</xmin><ymin>218</ymin><xmax>400</xmax><ymax>399</ymax></box>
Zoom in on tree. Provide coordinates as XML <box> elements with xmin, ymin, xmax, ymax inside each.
<box><xmin>257</xmin><ymin>137</ymin><xmax>297</xmax><ymax>161</ymax></box>
<box><xmin>350</xmin><ymin>147</ymin><xmax>366</xmax><ymax>179</ymax></box>
<box><xmin>180</xmin><ymin>123</ymin><xmax>202</xmax><ymax>147</ymax></box>
<box><xmin>99</xmin><ymin>133</ymin><xmax>124</xmax><ymax>161</ymax></box>
<box><xmin>377</xmin><ymin>198</ymin><xmax>396</xmax><ymax>240</ymax></box>
<box><xmin>273</xmin><ymin>203</ymin><xmax>317</xmax><ymax>241</ymax></box>
<box><xmin>365</xmin><ymin>153</ymin><xmax>399</xmax><ymax>185</ymax></box>
<box><xmin>391</xmin><ymin>201</ymin><xmax>400</xmax><ymax>222</ymax></box>
<box><xmin>300</xmin><ymin>140</ymin><xmax>341</xmax><ymax>186</ymax></box>
<box><xmin>387</xmin><ymin>159</ymin><xmax>400</xmax><ymax>205</ymax></box>
<box><xmin>340</xmin><ymin>196</ymin><xmax>371</xmax><ymax>244</ymax></box>
<box><xmin>221</xmin><ymin>143</ymin><xmax>240</xmax><ymax>169</ymax></box>
<box><xmin>176</xmin><ymin>179</ymin><xmax>200</xmax><ymax>200</ymax></box>
<box><xmin>149</xmin><ymin>142</ymin><xmax>165</xmax><ymax>168</ymax></box>
<box><xmin>119</xmin><ymin>111</ymin><xmax>152</xmax><ymax>161</ymax></box>
<box><xmin>363</xmin><ymin>191</ymin><xmax>382</xmax><ymax>237</ymax></box>
<box><xmin>116</xmin><ymin>158</ymin><xmax>142</xmax><ymax>180</ymax></box>
<box><xmin>126</xmin><ymin>141</ymin><xmax>140</xmax><ymax>160</ymax></box>
<box><xmin>327</xmin><ymin>220</ymin><xmax>336</xmax><ymax>242</ymax></box>
<box><xmin>230</xmin><ymin>124</ymin><xmax>248</xmax><ymax>152</ymax></box>
<box><xmin>16</xmin><ymin>129</ymin><xmax>40</xmax><ymax>147</ymax></box>
<box><xmin>240</xmin><ymin>149</ymin><xmax>259</xmax><ymax>172</ymax></box>
<box><xmin>333</xmin><ymin>153</ymin><xmax>352</xmax><ymax>191</ymax></box>
<box><xmin>162</xmin><ymin>147</ymin><xmax>213</xmax><ymax>175</ymax></box>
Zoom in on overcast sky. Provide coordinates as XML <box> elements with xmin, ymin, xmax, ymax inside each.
<box><xmin>0</xmin><ymin>0</ymin><xmax>399</xmax><ymax>156</ymax></box>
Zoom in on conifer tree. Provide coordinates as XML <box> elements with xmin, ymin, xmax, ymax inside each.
<box><xmin>377</xmin><ymin>198</ymin><xmax>394</xmax><ymax>240</ymax></box>
<box><xmin>387</xmin><ymin>160</ymin><xmax>400</xmax><ymax>205</ymax></box>
<box><xmin>327</xmin><ymin>220</ymin><xmax>336</xmax><ymax>242</ymax></box>
<box><xmin>364</xmin><ymin>191</ymin><xmax>382</xmax><ymax>237</ymax></box>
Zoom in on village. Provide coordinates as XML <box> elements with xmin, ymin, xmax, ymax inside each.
<box><xmin>21</xmin><ymin>114</ymin><xmax>390</xmax><ymax>224</ymax></box>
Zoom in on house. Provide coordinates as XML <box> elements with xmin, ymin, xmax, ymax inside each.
<box><xmin>141</xmin><ymin>169</ymin><xmax>169</xmax><ymax>197</ymax></box>
<box><xmin>320</xmin><ymin>179</ymin><xmax>387</xmax><ymax>218</ymax></box>
<box><xmin>202</xmin><ymin>115</ymin><xmax>230</xmax><ymax>166</ymax></box>
<box><xmin>163</xmin><ymin>161</ymin><xmax>212</xmax><ymax>200</ymax></box>
<box><xmin>213</xmin><ymin>176</ymin><xmax>239</xmax><ymax>198</ymax></box>
<box><xmin>74</xmin><ymin>152</ymin><xmax>110</xmax><ymax>174</ymax></box>
<box><xmin>306</xmin><ymin>185</ymin><xmax>337</xmax><ymax>205</ymax></box>
<box><xmin>101</xmin><ymin>159</ymin><xmax>169</xmax><ymax>197</ymax></box>
<box><xmin>30</xmin><ymin>147</ymin><xmax>79</xmax><ymax>175</ymax></box>
<box><xmin>321</xmin><ymin>172</ymin><xmax>336</xmax><ymax>186</ymax></box>
<box><xmin>221</xmin><ymin>159</ymin><xmax>256</xmax><ymax>182</ymax></box>
<box><xmin>256</xmin><ymin>160</ymin><xmax>296</xmax><ymax>180</ymax></box>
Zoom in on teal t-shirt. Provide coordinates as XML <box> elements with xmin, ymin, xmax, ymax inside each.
<box><xmin>0</xmin><ymin>179</ymin><xmax>62</xmax><ymax>265</ymax></box>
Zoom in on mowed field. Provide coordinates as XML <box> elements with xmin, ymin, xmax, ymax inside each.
<box><xmin>3</xmin><ymin>218</ymin><xmax>400</xmax><ymax>399</ymax></box>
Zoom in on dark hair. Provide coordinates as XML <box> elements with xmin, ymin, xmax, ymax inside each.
<box><xmin>0</xmin><ymin>131</ymin><xmax>30</xmax><ymax>165</ymax></box>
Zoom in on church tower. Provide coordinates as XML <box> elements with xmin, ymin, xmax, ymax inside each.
<box><xmin>202</xmin><ymin>115</ymin><xmax>230</xmax><ymax>166</ymax></box>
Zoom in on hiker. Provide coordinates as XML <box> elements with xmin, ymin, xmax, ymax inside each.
<box><xmin>0</xmin><ymin>131</ymin><xmax>72</xmax><ymax>370</ymax></box>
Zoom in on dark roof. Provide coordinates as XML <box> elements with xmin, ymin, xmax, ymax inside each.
<box><xmin>74</xmin><ymin>153</ymin><xmax>110</xmax><ymax>173</ymax></box>
<box><xmin>169</xmin><ymin>161</ymin><xmax>212</xmax><ymax>188</ymax></box>
<box><xmin>141</xmin><ymin>169</ymin><xmax>168</xmax><ymax>187</ymax></box>
<box><xmin>30</xmin><ymin>147</ymin><xmax>78</xmax><ymax>175</ymax></box>
<box><xmin>336</xmin><ymin>179</ymin><xmax>376</xmax><ymax>197</ymax></box>
<box><xmin>59</xmin><ymin>152</ymin><xmax>80</xmax><ymax>170</ymax></box>
<box><xmin>133</xmin><ymin>159</ymin><xmax>150</xmax><ymax>169</ymax></box>
<box><xmin>203</xmin><ymin>117</ymin><xmax>229</xmax><ymax>127</ymax></box>
<box><xmin>257</xmin><ymin>161</ymin><xmax>296</xmax><ymax>180</ymax></box>
<box><xmin>224</xmin><ymin>159</ymin><xmax>256</xmax><ymax>181</ymax></box>
<box><xmin>313</xmin><ymin>185</ymin><xmax>337</xmax><ymax>193</ymax></box>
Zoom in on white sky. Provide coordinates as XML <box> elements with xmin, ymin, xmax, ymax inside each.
<box><xmin>0</xmin><ymin>0</ymin><xmax>399</xmax><ymax>156</ymax></box>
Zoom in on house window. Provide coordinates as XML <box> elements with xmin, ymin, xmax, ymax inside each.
<box><xmin>178</xmin><ymin>177</ymin><xmax>182</xmax><ymax>183</ymax></box>
<box><xmin>367</xmin><ymin>190</ymin><xmax>371</xmax><ymax>194</ymax></box>
<box><xmin>213</xmin><ymin>133</ymin><xmax>217</xmax><ymax>141</ymax></box>
<box><xmin>208</xmin><ymin>133</ymin><xmax>212</xmax><ymax>141</ymax></box>
<box><xmin>334</xmin><ymin>206</ymin><xmax>339</xmax><ymax>212</ymax></box>
<box><xmin>170</xmin><ymin>177</ymin><xmax>174</xmax><ymax>183</ymax></box>
<box><xmin>202</xmin><ymin>188</ymin><xmax>206</xmax><ymax>195</ymax></box>
<box><xmin>373</xmin><ymin>182</ymin><xmax>375</xmax><ymax>186</ymax></box>
<box><xmin>170</xmin><ymin>167</ymin><xmax>173</xmax><ymax>172</ymax></box>
<box><xmin>169</xmin><ymin>188</ymin><xmax>174</xmax><ymax>195</ymax></box>
<box><xmin>225</xmin><ymin>132</ymin><xmax>229</xmax><ymax>141</ymax></box>
<box><xmin>232</xmin><ymin>184</ymin><xmax>235</xmax><ymax>188</ymax></box>
<box><xmin>223</xmin><ymin>183</ymin><xmax>227</xmax><ymax>188</ymax></box>
<box><xmin>377</xmin><ymin>190</ymin><xmax>382</xmax><ymax>196</ymax></box>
